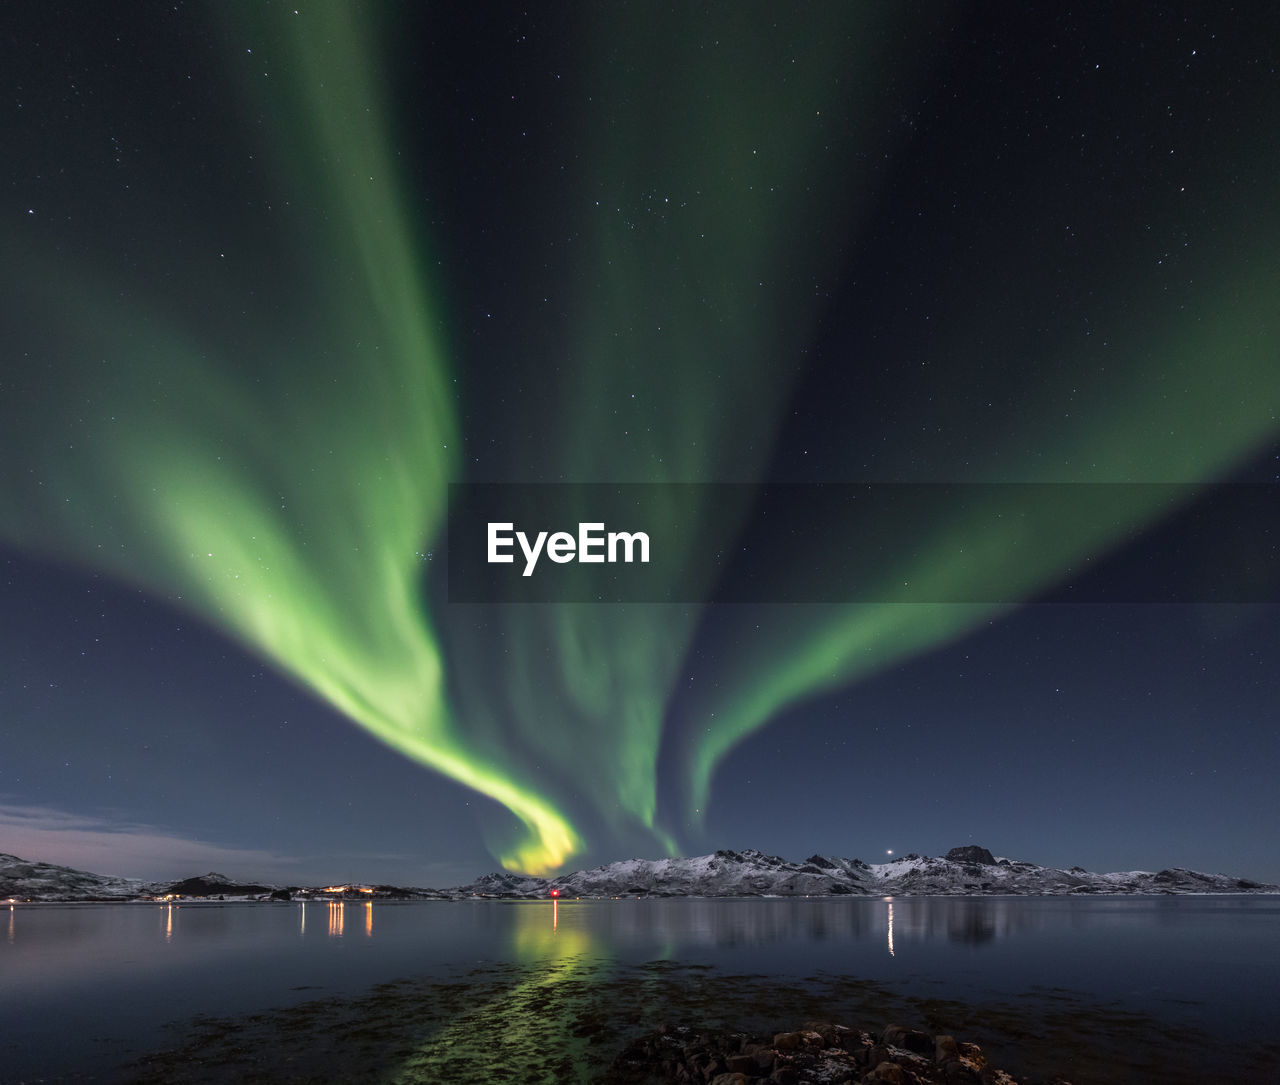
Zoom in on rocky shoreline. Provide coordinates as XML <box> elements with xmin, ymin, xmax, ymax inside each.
<box><xmin>608</xmin><ymin>1021</ymin><xmax>1045</xmax><ymax>1084</ymax></box>
<box><xmin>112</xmin><ymin>956</ymin><xmax>1274</xmax><ymax>1084</ymax></box>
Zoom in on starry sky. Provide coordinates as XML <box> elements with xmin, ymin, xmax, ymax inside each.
<box><xmin>3</xmin><ymin>2</ymin><xmax>1278</xmax><ymax>887</ymax></box>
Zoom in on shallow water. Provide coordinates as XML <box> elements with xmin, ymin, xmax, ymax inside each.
<box><xmin>3</xmin><ymin>895</ymin><xmax>1278</xmax><ymax>1082</ymax></box>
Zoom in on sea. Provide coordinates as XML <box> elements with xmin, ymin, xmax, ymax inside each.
<box><xmin>3</xmin><ymin>895</ymin><xmax>1278</xmax><ymax>1083</ymax></box>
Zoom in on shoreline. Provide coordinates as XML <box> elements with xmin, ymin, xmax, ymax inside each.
<box><xmin>8</xmin><ymin>888</ymin><xmax>1280</xmax><ymax>905</ymax></box>
<box><xmin>6</xmin><ymin>897</ymin><xmax>1277</xmax><ymax>1082</ymax></box>
<box><xmin>106</xmin><ymin>961</ymin><xmax>1273</xmax><ymax>1085</ymax></box>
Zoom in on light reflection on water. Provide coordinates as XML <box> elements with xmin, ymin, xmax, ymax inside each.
<box><xmin>2</xmin><ymin>895</ymin><xmax>1273</xmax><ymax>962</ymax></box>
<box><xmin>0</xmin><ymin>896</ymin><xmax>1277</xmax><ymax>1082</ymax></box>
<box><xmin>393</xmin><ymin>897</ymin><xmax>602</xmax><ymax>1079</ymax></box>
<box><xmin>293</xmin><ymin>899</ymin><xmax>378</xmax><ymax>939</ymax></box>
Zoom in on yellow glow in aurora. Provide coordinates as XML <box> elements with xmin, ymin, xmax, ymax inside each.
<box><xmin>0</xmin><ymin>0</ymin><xmax>579</xmax><ymax>874</ymax></box>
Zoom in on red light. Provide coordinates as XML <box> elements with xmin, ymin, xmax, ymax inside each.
<box><xmin>549</xmin><ymin>889</ymin><xmax>560</xmax><ymax>898</ymax></box>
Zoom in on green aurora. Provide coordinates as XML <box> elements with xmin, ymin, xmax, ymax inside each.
<box><xmin>3</xmin><ymin>3</ymin><xmax>1278</xmax><ymax>872</ymax></box>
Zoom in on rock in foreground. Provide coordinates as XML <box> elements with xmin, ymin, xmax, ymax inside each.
<box><xmin>608</xmin><ymin>1020</ymin><xmax>1055</xmax><ymax>1085</ymax></box>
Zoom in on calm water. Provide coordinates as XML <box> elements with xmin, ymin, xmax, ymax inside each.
<box><xmin>3</xmin><ymin>895</ymin><xmax>1278</xmax><ymax>1082</ymax></box>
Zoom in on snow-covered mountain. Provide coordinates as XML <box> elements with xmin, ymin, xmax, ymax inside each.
<box><xmin>0</xmin><ymin>852</ymin><xmax>147</xmax><ymax>901</ymax></box>
<box><xmin>4</xmin><ymin>845</ymin><xmax>1275</xmax><ymax>902</ymax></box>
<box><xmin>454</xmin><ymin>845</ymin><xmax>1278</xmax><ymax>898</ymax></box>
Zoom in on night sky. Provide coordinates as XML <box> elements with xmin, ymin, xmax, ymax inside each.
<box><xmin>3</xmin><ymin>2</ymin><xmax>1278</xmax><ymax>887</ymax></box>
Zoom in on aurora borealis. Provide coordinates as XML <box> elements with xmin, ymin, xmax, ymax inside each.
<box><xmin>3</xmin><ymin>3</ymin><xmax>1279</xmax><ymax>883</ymax></box>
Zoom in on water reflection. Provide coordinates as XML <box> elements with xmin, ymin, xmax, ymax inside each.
<box><xmin>512</xmin><ymin>899</ymin><xmax>595</xmax><ymax>964</ymax></box>
<box><xmin>8</xmin><ymin>903</ymin><xmax>13</xmax><ymax>944</ymax></box>
<box><xmin>881</xmin><ymin>898</ymin><xmax>1010</xmax><ymax>946</ymax></box>
<box><xmin>3</xmin><ymin>896</ymin><xmax>1278</xmax><ymax>1084</ymax></box>
<box><xmin>590</xmin><ymin>897</ymin><xmax>1042</xmax><ymax>951</ymax></box>
<box><xmin>365</xmin><ymin>901</ymin><xmax>373</xmax><ymax>938</ymax></box>
<box><xmin>945</xmin><ymin>901</ymin><xmax>998</xmax><ymax>944</ymax></box>
<box><xmin>396</xmin><ymin>901</ymin><xmax>604</xmax><ymax>1080</ymax></box>
<box><xmin>476</xmin><ymin>896</ymin><xmax>1074</xmax><ymax>956</ymax></box>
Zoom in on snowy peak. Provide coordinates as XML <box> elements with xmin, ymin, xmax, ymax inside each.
<box><xmin>0</xmin><ymin>853</ymin><xmax>143</xmax><ymax>901</ymax></box>
<box><xmin>945</xmin><ymin>845</ymin><xmax>997</xmax><ymax>865</ymax></box>
<box><xmin>530</xmin><ymin>848</ymin><xmax>869</xmax><ymax>899</ymax></box>
<box><xmin>4</xmin><ymin>847</ymin><xmax>1276</xmax><ymax>902</ymax></box>
<box><xmin>455</xmin><ymin>847</ymin><xmax>1278</xmax><ymax>899</ymax></box>
<box><xmin>464</xmin><ymin>871</ymin><xmax>549</xmax><ymax>897</ymax></box>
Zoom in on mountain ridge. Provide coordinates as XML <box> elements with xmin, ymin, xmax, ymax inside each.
<box><xmin>458</xmin><ymin>846</ymin><xmax>1277</xmax><ymax>899</ymax></box>
<box><xmin>3</xmin><ymin>846</ymin><xmax>1275</xmax><ymax>902</ymax></box>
